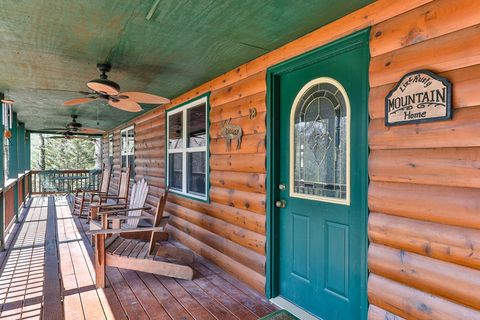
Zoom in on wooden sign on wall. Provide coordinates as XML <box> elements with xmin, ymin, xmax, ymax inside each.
<box><xmin>385</xmin><ymin>70</ymin><xmax>452</xmax><ymax>126</ymax></box>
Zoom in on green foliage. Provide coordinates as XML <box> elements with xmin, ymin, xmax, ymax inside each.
<box><xmin>31</xmin><ymin>134</ymin><xmax>100</xmax><ymax>170</ymax></box>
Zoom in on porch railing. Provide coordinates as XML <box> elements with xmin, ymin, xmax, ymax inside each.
<box><xmin>30</xmin><ymin>169</ymin><xmax>101</xmax><ymax>194</ymax></box>
<box><xmin>2</xmin><ymin>172</ymin><xmax>30</xmax><ymax>247</ymax></box>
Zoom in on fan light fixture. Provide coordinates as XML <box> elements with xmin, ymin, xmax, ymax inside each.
<box><xmin>86</xmin><ymin>63</ymin><xmax>120</xmax><ymax>96</ymax></box>
<box><xmin>87</xmin><ymin>79</ymin><xmax>120</xmax><ymax>96</ymax></box>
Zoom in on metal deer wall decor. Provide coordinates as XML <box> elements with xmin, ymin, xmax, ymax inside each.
<box><xmin>220</xmin><ymin>118</ymin><xmax>243</xmax><ymax>151</ymax></box>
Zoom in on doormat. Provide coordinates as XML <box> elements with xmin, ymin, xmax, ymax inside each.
<box><xmin>259</xmin><ymin>310</ymin><xmax>300</xmax><ymax>320</ymax></box>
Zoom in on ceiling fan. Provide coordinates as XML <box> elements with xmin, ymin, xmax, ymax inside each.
<box><xmin>39</xmin><ymin>115</ymin><xmax>104</xmax><ymax>136</ymax></box>
<box><xmin>45</xmin><ymin>132</ymin><xmax>96</xmax><ymax>141</ymax></box>
<box><xmin>63</xmin><ymin>63</ymin><xmax>170</xmax><ymax>112</ymax></box>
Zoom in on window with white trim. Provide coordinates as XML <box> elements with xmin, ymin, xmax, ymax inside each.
<box><xmin>120</xmin><ymin>126</ymin><xmax>134</xmax><ymax>176</ymax></box>
<box><xmin>108</xmin><ymin>133</ymin><xmax>114</xmax><ymax>164</ymax></box>
<box><xmin>167</xmin><ymin>96</ymin><xmax>208</xmax><ymax>200</ymax></box>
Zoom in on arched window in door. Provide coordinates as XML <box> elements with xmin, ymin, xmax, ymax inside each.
<box><xmin>290</xmin><ymin>78</ymin><xmax>350</xmax><ymax>204</ymax></box>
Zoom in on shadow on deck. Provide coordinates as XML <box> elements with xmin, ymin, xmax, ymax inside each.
<box><xmin>0</xmin><ymin>196</ymin><xmax>276</xmax><ymax>319</ymax></box>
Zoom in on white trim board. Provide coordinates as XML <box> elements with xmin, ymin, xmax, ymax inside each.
<box><xmin>270</xmin><ymin>297</ymin><xmax>320</xmax><ymax>320</ymax></box>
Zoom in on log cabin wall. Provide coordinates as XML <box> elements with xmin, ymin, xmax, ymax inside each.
<box><xmin>367</xmin><ymin>1</ymin><xmax>480</xmax><ymax>318</ymax></box>
<box><xmin>102</xmin><ymin>0</ymin><xmax>480</xmax><ymax>317</ymax></box>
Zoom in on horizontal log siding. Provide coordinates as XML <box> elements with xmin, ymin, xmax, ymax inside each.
<box><xmin>103</xmin><ymin>77</ymin><xmax>268</xmax><ymax>293</ymax></box>
<box><xmin>367</xmin><ymin>0</ymin><xmax>480</xmax><ymax>318</ymax></box>
<box><xmin>100</xmin><ymin>1</ymin><xmax>480</xmax><ymax>314</ymax></box>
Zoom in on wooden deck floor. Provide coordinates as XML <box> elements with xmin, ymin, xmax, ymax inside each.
<box><xmin>0</xmin><ymin>196</ymin><xmax>276</xmax><ymax>319</ymax></box>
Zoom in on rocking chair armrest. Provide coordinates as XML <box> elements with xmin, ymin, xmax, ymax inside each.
<box><xmin>107</xmin><ymin>215</ymin><xmax>154</xmax><ymax>221</ymax></box>
<box><xmin>96</xmin><ymin>204</ymin><xmax>127</xmax><ymax>210</ymax></box>
<box><xmin>88</xmin><ymin>191</ymin><xmax>106</xmax><ymax>195</ymax></box>
<box><xmin>100</xmin><ymin>195</ymin><xmax>126</xmax><ymax>200</ymax></box>
<box><xmin>91</xmin><ymin>203</ymin><xmax>126</xmax><ymax>210</ymax></box>
<box><xmin>87</xmin><ymin>226</ymin><xmax>165</xmax><ymax>235</ymax></box>
<box><xmin>99</xmin><ymin>206</ymin><xmax>151</xmax><ymax>216</ymax></box>
<box><xmin>94</xmin><ymin>202</ymin><xmax>124</xmax><ymax>206</ymax></box>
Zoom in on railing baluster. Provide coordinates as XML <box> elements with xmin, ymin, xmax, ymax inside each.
<box><xmin>30</xmin><ymin>170</ymin><xmax>94</xmax><ymax>194</ymax></box>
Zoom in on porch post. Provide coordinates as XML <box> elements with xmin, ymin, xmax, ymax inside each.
<box><xmin>0</xmin><ymin>94</ymin><xmax>4</xmax><ymax>250</ymax></box>
<box><xmin>25</xmin><ymin>130</ymin><xmax>31</xmax><ymax>196</ymax></box>
<box><xmin>9</xmin><ymin>112</ymin><xmax>19</xmax><ymax>222</ymax></box>
<box><xmin>17</xmin><ymin>123</ymin><xmax>25</xmax><ymax>174</ymax></box>
<box><xmin>25</xmin><ymin>131</ymin><xmax>31</xmax><ymax>171</ymax></box>
<box><xmin>17</xmin><ymin>123</ymin><xmax>26</xmax><ymax>205</ymax></box>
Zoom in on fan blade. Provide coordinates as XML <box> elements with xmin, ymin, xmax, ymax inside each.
<box><xmin>38</xmin><ymin>128</ymin><xmax>68</xmax><ymax>131</ymax></box>
<box><xmin>108</xmin><ymin>99</ymin><xmax>143</xmax><ymax>112</ymax></box>
<box><xmin>74</xmin><ymin>136</ymin><xmax>95</xmax><ymax>140</ymax></box>
<box><xmin>64</xmin><ymin>97</ymin><xmax>96</xmax><ymax>106</ymax></box>
<box><xmin>37</xmin><ymin>88</ymin><xmax>92</xmax><ymax>95</ymax></box>
<box><xmin>87</xmin><ymin>82</ymin><xmax>119</xmax><ymax>96</ymax></box>
<box><xmin>120</xmin><ymin>92</ymin><xmax>170</xmax><ymax>104</ymax></box>
<box><xmin>79</xmin><ymin>127</ymin><xmax>105</xmax><ymax>134</ymax></box>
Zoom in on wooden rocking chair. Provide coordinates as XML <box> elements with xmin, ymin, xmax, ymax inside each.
<box><xmin>88</xmin><ymin>166</ymin><xmax>131</xmax><ymax>223</ymax></box>
<box><xmin>88</xmin><ymin>189</ymin><xmax>194</xmax><ymax>289</ymax></box>
<box><xmin>72</xmin><ymin>163</ymin><xmax>112</xmax><ymax>218</ymax></box>
<box><xmin>89</xmin><ymin>178</ymin><xmax>150</xmax><ymax>243</ymax></box>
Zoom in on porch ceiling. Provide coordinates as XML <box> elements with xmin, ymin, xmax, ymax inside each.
<box><xmin>0</xmin><ymin>0</ymin><xmax>371</xmax><ymax>132</ymax></box>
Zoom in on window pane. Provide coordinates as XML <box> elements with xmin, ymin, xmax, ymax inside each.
<box><xmin>187</xmin><ymin>104</ymin><xmax>206</xmax><ymax>147</ymax></box>
<box><xmin>187</xmin><ymin>152</ymin><xmax>206</xmax><ymax>195</ymax></box>
<box><xmin>127</xmin><ymin>129</ymin><xmax>134</xmax><ymax>154</ymax></box>
<box><xmin>108</xmin><ymin>134</ymin><xmax>113</xmax><ymax>156</ymax></box>
<box><xmin>293</xmin><ymin>81</ymin><xmax>348</xmax><ymax>200</ymax></box>
<box><xmin>168</xmin><ymin>153</ymin><xmax>183</xmax><ymax>191</ymax></box>
<box><xmin>169</xmin><ymin>112</ymin><xmax>183</xmax><ymax>149</ymax></box>
<box><xmin>121</xmin><ymin>155</ymin><xmax>127</xmax><ymax>168</ymax></box>
<box><xmin>121</xmin><ymin>131</ymin><xmax>127</xmax><ymax>155</ymax></box>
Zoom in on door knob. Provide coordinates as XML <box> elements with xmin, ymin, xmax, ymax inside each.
<box><xmin>275</xmin><ymin>200</ymin><xmax>286</xmax><ymax>208</ymax></box>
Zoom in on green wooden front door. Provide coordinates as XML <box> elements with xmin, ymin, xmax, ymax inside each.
<box><xmin>268</xmin><ymin>30</ymin><xmax>369</xmax><ymax>319</ymax></box>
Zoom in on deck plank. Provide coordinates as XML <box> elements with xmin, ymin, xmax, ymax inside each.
<box><xmin>171</xmin><ymin>240</ymin><xmax>275</xmax><ymax>317</ymax></box>
<box><xmin>44</xmin><ymin>197</ymin><xmax>64</xmax><ymax>320</ymax></box>
<box><xmin>105</xmin><ymin>267</ymin><xmax>150</xmax><ymax>320</ymax></box>
<box><xmin>118</xmin><ymin>268</ymin><xmax>172</xmax><ymax>319</ymax></box>
<box><xmin>157</xmin><ymin>276</ymin><xmax>216</xmax><ymax>320</ymax></box>
<box><xmin>138</xmin><ymin>272</ymin><xmax>195</xmax><ymax>320</ymax></box>
<box><xmin>193</xmin><ymin>277</ymin><xmax>257</xmax><ymax>320</ymax></box>
<box><xmin>56</xmin><ymin>198</ymin><xmax>106</xmax><ymax>320</ymax></box>
<box><xmin>0</xmin><ymin>195</ymin><xmax>276</xmax><ymax>320</ymax></box>
<box><xmin>177</xmin><ymin>278</ymin><xmax>238</xmax><ymax>320</ymax></box>
<box><xmin>57</xmin><ymin>198</ymin><xmax>87</xmax><ymax>320</ymax></box>
<box><xmin>0</xmin><ymin>197</ymin><xmax>50</xmax><ymax>319</ymax></box>
<box><xmin>72</xmin><ymin>209</ymin><xmax>128</xmax><ymax>320</ymax></box>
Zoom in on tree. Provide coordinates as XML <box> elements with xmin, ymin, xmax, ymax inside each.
<box><xmin>38</xmin><ymin>133</ymin><xmax>45</xmax><ymax>170</ymax></box>
<box><xmin>31</xmin><ymin>134</ymin><xmax>100</xmax><ymax>170</ymax></box>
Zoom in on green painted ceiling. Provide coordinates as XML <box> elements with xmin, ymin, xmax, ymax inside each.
<box><xmin>0</xmin><ymin>0</ymin><xmax>372</xmax><ymax>132</ymax></box>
